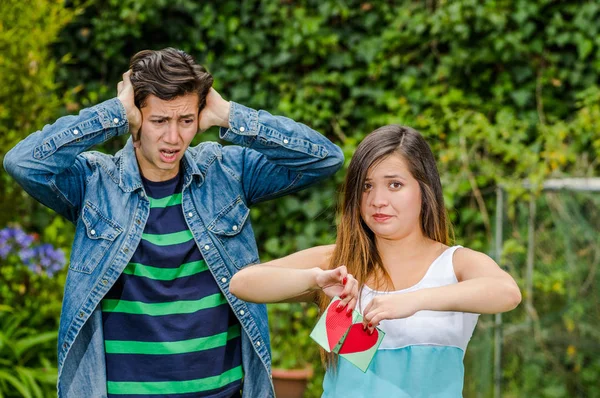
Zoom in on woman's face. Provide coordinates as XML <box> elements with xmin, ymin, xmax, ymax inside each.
<box><xmin>360</xmin><ymin>153</ymin><xmax>423</xmax><ymax>241</ymax></box>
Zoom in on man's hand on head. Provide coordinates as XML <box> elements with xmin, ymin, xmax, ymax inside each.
<box><xmin>198</xmin><ymin>88</ymin><xmax>231</xmax><ymax>133</ymax></box>
<box><xmin>117</xmin><ymin>70</ymin><xmax>142</xmax><ymax>143</ymax></box>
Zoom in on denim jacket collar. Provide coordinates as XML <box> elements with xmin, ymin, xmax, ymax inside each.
<box><xmin>117</xmin><ymin>138</ymin><xmax>212</xmax><ymax>192</ymax></box>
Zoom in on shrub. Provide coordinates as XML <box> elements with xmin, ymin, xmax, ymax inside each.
<box><xmin>0</xmin><ymin>225</ymin><xmax>67</xmax><ymax>397</ymax></box>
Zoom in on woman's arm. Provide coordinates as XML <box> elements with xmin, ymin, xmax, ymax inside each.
<box><xmin>230</xmin><ymin>245</ymin><xmax>359</xmax><ymax>311</ymax></box>
<box><xmin>415</xmin><ymin>248</ymin><xmax>521</xmax><ymax>313</ymax></box>
<box><xmin>363</xmin><ymin>248</ymin><xmax>522</xmax><ymax>330</ymax></box>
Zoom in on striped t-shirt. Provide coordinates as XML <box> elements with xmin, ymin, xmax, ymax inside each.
<box><xmin>102</xmin><ymin>173</ymin><xmax>243</xmax><ymax>398</ymax></box>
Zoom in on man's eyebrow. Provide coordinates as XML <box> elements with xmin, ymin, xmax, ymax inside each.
<box><xmin>148</xmin><ymin>114</ymin><xmax>197</xmax><ymax>120</ymax></box>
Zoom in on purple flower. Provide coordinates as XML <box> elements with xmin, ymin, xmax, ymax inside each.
<box><xmin>19</xmin><ymin>247</ymin><xmax>35</xmax><ymax>264</ymax></box>
<box><xmin>33</xmin><ymin>243</ymin><xmax>66</xmax><ymax>277</ymax></box>
<box><xmin>14</xmin><ymin>229</ymin><xmax>34</xmax><ymax>248</ymax></box>
<box><xmin>0</xmin><ymin>228</ymin><xmax>10</xmax><ymax>242</ymax></box>
<box><xmin>0</xmin><ymin>225</ymin><xmax>66</xmax><ymax>277</ymax></box>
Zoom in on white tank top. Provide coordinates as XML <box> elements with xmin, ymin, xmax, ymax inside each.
<box><xmin>359</xmin><ymin>245</ymin><xmax>479</xmax><ymax>353</ymax></box>
<box><xmin>322</xmin><ymin>246</ymin><xmax>479</xmax><ymax>397</ymax></box>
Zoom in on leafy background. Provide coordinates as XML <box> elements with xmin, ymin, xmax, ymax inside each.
<box><xmin>0</xmin><ymin>0</ymin><xmax>598</xmax><ymax>397</ymax></box>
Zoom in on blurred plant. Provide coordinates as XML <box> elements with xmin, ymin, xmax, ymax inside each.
<box><xmin>0</xmin><ymin>226</ymin><xmax>66</xmax><ymax>397</ymax></box>
<box><xmin>268</xmin><ymin>302</ymin><xmax>320</xmax><ymax>370</ymax></box>
<box><xmin>0</xmin><ymin>226</ymin><xmax>66</xmax><ymax>278</ymax></box>
<box><xmin>0</xmin><ymin>224</ymin><xmax>65</xmax><ymax>323</ymax></box>
<box><xmin>268</xmin><ymin>302</ymin><xmax>325</xmax><ymax>396</ymax></box>
<box><xmin>0</xmin><ymin>305</ymin><xmax>58</xmax><ymax>398</ymax></box>
<box><xmin>0</xmin><ymin>0</ymin><xmax>82</xmax><ymax>233</ymax></box>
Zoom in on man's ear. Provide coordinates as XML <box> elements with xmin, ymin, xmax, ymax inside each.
<box><xmin>133</xmin><ymin>128</ymin><xmax>142</xmax><ymax>148</ymax></box>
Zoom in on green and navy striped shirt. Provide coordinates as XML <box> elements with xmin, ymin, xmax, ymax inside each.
<box><xmin>102</xmin><ymin>173</ymin><xmax>243</xmax><ymax>397</ymax></box>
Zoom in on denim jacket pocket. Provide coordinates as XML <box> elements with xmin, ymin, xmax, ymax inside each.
<box><xmin>69</xmin><ymin>201</ymin><xmax>123</xmax><ymax>274</ymax></box>
<box><xmin>207</xmin><ymin>196</ymin><xmax>258</xmax><ymax>269</ymax></box>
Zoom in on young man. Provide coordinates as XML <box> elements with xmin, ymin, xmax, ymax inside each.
<box><xmin>4</xmin><ymin>48</ymin><xmax>344</xmax><ymax>398</ymax></box>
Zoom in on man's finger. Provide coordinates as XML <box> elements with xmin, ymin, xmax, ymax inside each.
<box><xmin>123</xmin><ymin>70</ymin><xmax>132</xmax><ymax>82</ymax></box>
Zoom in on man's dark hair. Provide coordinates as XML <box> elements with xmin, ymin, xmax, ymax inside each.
<box><xmin>129</xmin><ymin>47</ymin><xmax>213</xmax><ymax>112</ymax></box>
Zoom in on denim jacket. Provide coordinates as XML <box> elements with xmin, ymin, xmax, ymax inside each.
<box><xmin>4</xmin><ymin>98</ymin><xmax>344</xmax><ymax>398</ymax></box>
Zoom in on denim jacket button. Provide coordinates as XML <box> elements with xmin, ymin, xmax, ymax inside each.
<box><xmin>113</xmin><ymin>118</ymin><xmax>119</xmax><ymax>124</ymax></box>
<box><xmin>221</xmin><ymin>277</ymin><xmax>227</xmax><ymax>283</ymax></box>
<box><xmin>256</xmin><ymin>341</ymin><xmax>261</xmax><ymax>347</ymax></box>
<box><xmin>73</xmin><ymin>129</ymin><xmax>79</xmax><ymax>135</ymax></box>
<box><xmin>90</xmin><ymin>229</ymin><xmax>96</xmax><ymax>236</ymax></box>
<box><xmin>239</xmin><ymin>310</ymin><xmax>245</xmax><ymax>316</ymax></box>
<box><xmin>232</xmin><ymin>225</ymin><xmax>238</xmax><ymax>231</ymax></box>
<box><xmin>188</xmin><ymin>212</ymin><xmax>193</xmax><ymax>217</ymax></box>
<box><xmin>204</xmin><ymin>245</ymin><xmax>210</xmax><ymax>250</ymax></box>
<box><xmin>283</xmin><ymin>139</ymin><xmax>289</xmax><ymax>144</ymax></box>
<box><xmin>239</xmin><ymin>126</ymin><xmax>245</xmax><ymax>132</ymax></box>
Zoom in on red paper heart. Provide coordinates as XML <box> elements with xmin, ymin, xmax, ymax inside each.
<box><xmin>325</xmin><ymin>300</ymin><xmax>352</xmax><ymax>350</ymax></box>
<box><xmin>338</xmin><ymin>323</ymin><xmax>379</xmax><ymax>354</ymax></box>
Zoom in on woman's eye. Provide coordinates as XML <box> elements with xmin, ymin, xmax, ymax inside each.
<box><xmin>390</xmin><ymin>182</ymin><xmax>403</xmax><ymax>189</ymax></box>
<box><xmin>363</xmin><ymin>183</ymin><xmax>372</xmax><ymax>191</ymax></box>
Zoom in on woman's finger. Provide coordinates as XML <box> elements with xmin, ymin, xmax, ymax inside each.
<box><xmin>337</xmin><ymin>274</ymin><xmax>357</xmax><ymax>307</ymax></box>
<box><xmin>346</xmin><ymin>296</ymin><xmax>357</xmax><ymax>315</ymax></box>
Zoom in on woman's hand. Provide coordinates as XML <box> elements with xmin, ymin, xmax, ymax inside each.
<box><xmin>362</xmin><ymin>292</ymin><xmax>421</xmax><ymax>333</ymax></box>
<box><xmin>315</xmin><ymin>265</ymin><xmax>359</xmax><ymax>314</ymax></box>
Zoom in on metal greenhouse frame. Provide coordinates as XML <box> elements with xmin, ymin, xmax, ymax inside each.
<box><xmin>493</xmin><ymin>178</ymin><xmax>600</xmax><ymax>398</ymax></box>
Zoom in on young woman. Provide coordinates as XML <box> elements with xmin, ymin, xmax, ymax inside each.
<box><xmin>230</xmin><ymin>125</ymin><xmax>521</xmax><ymax>397</ymax></box>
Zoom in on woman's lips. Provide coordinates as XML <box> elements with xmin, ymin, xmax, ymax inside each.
<box><xmin>372</xmin><ymin>214</ymin><xmax>392</xmax><ymax>222</ymax></box>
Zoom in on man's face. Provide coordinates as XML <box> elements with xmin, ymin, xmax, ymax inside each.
<box><xmin>134</xmin><ymin>93</ymin><xmax>199</xmax><ymax>182</ymax></box>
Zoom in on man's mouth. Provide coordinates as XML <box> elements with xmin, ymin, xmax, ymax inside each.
<box><xmin>160</xmin><ymin>149</ymin><xmax>179</xmax><ymax>162</ymax></box>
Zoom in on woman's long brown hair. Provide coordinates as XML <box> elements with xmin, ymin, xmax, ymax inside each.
<box><xmin>318</xmin><ymin>125</ymin><xmax>452</xmax><ymax>369</ymax></box>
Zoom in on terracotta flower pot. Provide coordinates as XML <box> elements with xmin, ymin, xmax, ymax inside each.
<box><xmin>271</xmin><ymin>367</ymin><xmax>314</xmax><ymax>398</ymax></box>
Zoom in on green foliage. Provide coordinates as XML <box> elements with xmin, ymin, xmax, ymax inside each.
<box><xmin>498</xmin><ymin>191</ymin><xmax>600</xmax><ymax>397</ymax></box>
<box><xmin>0</xmin><ymin>0</ymin><xmax>82</xmax><ymax>232</ymax></box>
<box><xmin>0</xmin><ymin>306</ymin><xmax>58</xmax><ymax>398</ymax></box>
<box><xmin>0</xmin><ymin>225</ymin><xmax>66</xmax><ymax>397</ymax></box>
<box><xmin>268</xmin><ymin>302</ymin><xmax>320</xmax><ymax>369</ymax></box>
<box><xmin>51</xmin><ymin>0</ymin><xmax>600</xmax><ymax>252</ymax></box>
<box><xmin>267</xmin><ymin>302</ymin><xmax>325</xmax><ymax>397</ymax></box>
<box><xmin>0</xmin><ymin>226</ymin><xmax>67</xmax><ymax>397</ymax></box>
<box><xmin>0</xmin><ymin>226</ymin><xmax>67</xmax><ymax>325</ymax></box>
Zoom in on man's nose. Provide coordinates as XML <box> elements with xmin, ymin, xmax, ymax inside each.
<box><xmin>163</xmin><ymin>122</ymin><xmax>179</xmax><ymax>144</ymax></box>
